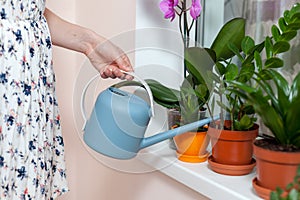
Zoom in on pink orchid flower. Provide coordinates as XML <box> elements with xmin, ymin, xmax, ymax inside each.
<box><xmin>159</xmin><ymin>0</ymin><xmax>179</xmax><ymax>21</ymax></box>
<box><xmin>190</xmin><ymin>0</ymin><xmax>202</xmax><ymax>20</ymax></box>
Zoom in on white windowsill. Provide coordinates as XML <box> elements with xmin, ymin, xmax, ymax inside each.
<box><xmin>140</xmin><ymin>141</ymin><xmax>263</xmax><ymax>200</ymax></box>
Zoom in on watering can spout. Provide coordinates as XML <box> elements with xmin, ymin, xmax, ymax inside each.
<box><xmin>140</xmin><ymin>116</ymin><xmax>219</xmax><ymax>149</ymax></box>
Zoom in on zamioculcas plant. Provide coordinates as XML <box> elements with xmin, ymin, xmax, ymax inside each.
<box><xmin>212</xmin><ymin>2</ymin><xmax>300</xmax><ymax>131</ymax></box>
<box><xmin>227</xmin><ymin>2</ymin><xmax>300</xmax><ymax>148</ymax></box>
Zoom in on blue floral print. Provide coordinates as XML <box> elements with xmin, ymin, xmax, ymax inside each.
<box><xmin>0</xmin><ymin>0</ymin><xmax>69</xmax><ymax>199</ymax></box>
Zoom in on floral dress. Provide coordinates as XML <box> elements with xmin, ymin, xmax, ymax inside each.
<box><xmin>0</xmin><ymin>0</ymin><xmax>69</xmax><ymax>199</ymax></box>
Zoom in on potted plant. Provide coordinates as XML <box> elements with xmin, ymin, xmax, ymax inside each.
<box><xmin>198</xmin><ymin>2</ymin><xmax>300</xmax><ymax>176</ymax></box>
<box><xmin>228</xmin><ymin>3</ymin><xmax>300</xmax><ymax>198</ymax></box>
<box><xmin>201</xmin><ymin>18</ymin><xmax>260</xmax><ymax>175</ymax></box>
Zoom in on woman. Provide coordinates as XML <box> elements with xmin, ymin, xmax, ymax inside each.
<box><xmin>0</xmin><ymin>0</ymin><xmax>133</xmax><ymax>199</ymax></box>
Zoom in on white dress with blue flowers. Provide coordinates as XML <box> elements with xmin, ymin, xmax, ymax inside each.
<box><xmin>0</xmin><ymin>0</ymin><xmax>68</xmax><ymax>199</ymax></box>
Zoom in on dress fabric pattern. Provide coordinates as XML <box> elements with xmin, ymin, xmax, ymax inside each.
<box><xmin>0</xmin><ymin>0</ymin><xmax>68</xmax><ymax>199</ymax></box>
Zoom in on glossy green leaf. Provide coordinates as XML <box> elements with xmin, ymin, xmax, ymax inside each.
<box><xmin>195</xmin><ymin>84</ymin><xmax>209</xmax><ymax>108</ymax></box>
<box><xmin>241</xmin><ymin>36</ymin><xmax>255</xmax><ymax>55</ymax></box>
<box><xmin>211</xmin><ymin>18</ymin><xmax>245</xmax><ymax>60</ymax></box>
<box><xmin>242</xmin><ymin>41</ymin><xmax>264</xmax><ymax>66</ymax></box>
<box><xmin>184</xmin><ymin>47</ymin><xmax>215</xmax><ymax>88</ymax></box>
<box><xmin>288</xmin><ymin>3</ymin><xmax>300</xmax><ymax>22</ymax></box>
<box><xmin>264</xmin><ymin>57</ymin><xmax>284</xmax><ymax>69</ymax></box>
<box><xmin>113</xmin><ymin>79</ymin><xmax>180</xmax><ymax>108</ymax></box>
<box><xmin>146</xmin><ymin>79</ymin><xmax>180</xmax><ymax>102</ymax></box>
<box><xmin>265</xmin><ymin>36</ymin><xmax>273</xmax><ymax>59</ymax></box>
<box><xmin>290</xmin><ymin>12</ymin><xmax>300</xmax><ymax>23</ymax></box>
<box><xmin>278</xmin><ymin>17</ymin><xmax>287</xmax><ymax>32</ymax></box>
<box><xmin>271</xmin><ymin>25</ymin><xmax>281</xmax><ymax>42</ymax></box>
<box><xmin>254</xmin><ymin>51</ymin><xmax>263</xmax><ymax>71</ymax></box>
<box><xmin>268</xmin><ymin>70</ymin><xmax>289</xmax><ymax>96</ymax></box>
<box><xmin>247</xmin><ymin>92</ymin><xmax>287</xmax><ymax>144</ymax></box>
<box><xmin>290</xmin><ymin>71</ymin><xmax>300</xmax><ymax>102</ymax></box>
<box><xmin>286</xmin><ymin>23</ymin><xmax>300</xmax><ymax>32</ymax></box>
<box><xmin>286</xmin><ymin>98</ymin><xmax>300</xmax><ymax>147</ymax></box>
<box><xmin>225</xmin><ymin>63</ymin><xmax>239</xmax><ymax>81</ymax></box>
<box><xmin>228</xmin><ymin>42</ymin><xmax>243</xmax><ymax>60</ymax></box>
<box><xmin>215</xmin><ymin>62</ymin><xmax>226</xmax><ymax>76</ymax></box>
<box><xmin>267</xmin><ymin>70</ymin><xmax>290</xmax><ymax>117</ymax></box>
<box><xmin>258</xmin><ymin>69</ymin><xmax>273</xmax><ymax>80</ymax></box>
<box><xmin>280</xmin><ymin>30</ymin><xmax>297</xmax><ymax>41</ymax></box>
<box><xmin>239</xmin><ymin>62</ymin><xmax>255</xmax><ymax>83</ymax></box>
<box><xmin>236</xmin><ymin>114</ymin><xmax>253</xmax><ymax>130</ymax></box>
<box><xmin>273</xmin><ymin>41</ymin><xmax>290</xmax><ymax>55</ymax></box>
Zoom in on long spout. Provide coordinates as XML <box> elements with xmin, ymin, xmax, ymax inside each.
<box><xmin>140</xmin><ymin>116</ymin><xmax>219</xmax><ymax>149</ymax></box>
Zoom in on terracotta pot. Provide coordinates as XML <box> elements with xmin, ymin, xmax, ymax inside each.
<box><xmin>174</xmin><ymin>131</ymin><xmax>209</xmax><ymax>163</ymax></box>
<box><xmin>208</xmin><ymin>122</ymin><xmax>259</xmax><ymax>165</ymax></box>
<box><xmin>253</xmin><ymin>141</ymin><xmax>300</xmax><ymax>199</ymax></box>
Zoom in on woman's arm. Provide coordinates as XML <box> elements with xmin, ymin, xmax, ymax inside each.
<box><xmin>44</xmin><ymin>8</ymin><xmax>132</xmax><ymax>79</ymax></box>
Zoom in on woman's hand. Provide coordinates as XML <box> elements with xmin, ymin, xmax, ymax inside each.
<box><xmin>86</xmin><ymin>39</ymin><xmax>133</xmax><ymax>80</ymax></box>
<box><xmin>44</xmin><ymin>8</ymin><xmax>133</xmax><ymax>80</ymax></box>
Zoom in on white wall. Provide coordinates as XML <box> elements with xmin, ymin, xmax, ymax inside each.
<box><xmin>47</xmin><ymin>0</ymin><xmax>208</xmax><ymax>199</ymax></box>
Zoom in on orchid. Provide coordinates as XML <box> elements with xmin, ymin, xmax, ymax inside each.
<box><xmin>159</xmin><ymin>0</ymin><xmax>202</xmax><ymax>48</ymax></box>
<box><xmin>190</xmin><ymin>0</ymin><xmax>202</xmax><ymax>20</ymax></box>
<box><xmin>159</xmin><ymin>0</ymin><xmax>179</xmax><ymax>21</ymax></box>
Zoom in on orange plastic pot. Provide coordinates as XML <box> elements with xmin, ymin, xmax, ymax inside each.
<box><xmin>253</xmin><ymin>141</ymin><xmax>300</xmax><ymax>199</ymax></box>
<box><xmin>208</xmin><ymin>122</ymin><xmax>259</xmax><ymax>165</ymax></box>
<box><xmin>174</xmin><ymin>131</ymin><xmax>209</xmax><ymax>163</ymax></box>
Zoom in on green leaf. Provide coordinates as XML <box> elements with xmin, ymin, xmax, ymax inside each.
<box><xmin>287</xmin><ymin>188</ymin><xmax>298</xmax><ymax>200</ymax></box>
<box><xmin>194</xmin><ymin>84</ymin><xmax>209</xmax><ymax>108</ymax></box>
<box><xmin>280</xmin><ymin>30</ymin><xmax>298</xmax><ymax>41</ymax></box>
<box><xmin>273</xmin><ymin>41</ymin><xmax>290</xmax><ymax>54</ymax></box>
<box><xmin>113</xmin><ymin>79</ymin><xmax>180</xmax><ymax>109</ymax></box>
<box><xmin>286</xmin><ymin>22</ymin><xmax>300</xmax><ymax>31</ymax></box>
<box><xmin>267</xmin><ymin>70</ymin><xmax>290</xmax><ymax>117</ymax></box>
<box><xmin>215</xmin><ymin>62</ymin><xmax>226</xmax><ymax>76</ymax></box>
<box><xmin>254</xmin><ymin>51</ymin><xmax>263</xmax><ymax>71</ymax></box>
<box><xmin>243</xmin><ymin>41</ymin><xmax>265</xmax><ymax>66</ymax></box>
<box><xmin>184</xmin><ymin>47</ymin><xmax>215</xmax><ymax>89</ymax></box>
<box><xmin>146</xmin><ymin>79</ymin><xmax>180</xmax><ymax>104</ymax></box>
<box><xmin>279</xmin><ymin>17</ymin><xmax>288</xmax><ymax>32</ymax></box>
<box><xmin>270</xmin><ymin>191</ymin><xmax>280</xmax><ymax>200</ymax></box>
<box><xmin>264</xmin><ymin>57</ymin><xmax>284</xmax><ymax>69</ymax></box>
<box><xmin>225</xmin><ymin>63</ymin><xmax>239</xmax><ymax>81</ymax></box>
<box><xmin>271</xmin><ymin>25</ymin><xmax>281</xmax><ymax>42</ymax></box>
<box><xmin>228</xmin><ymin>42</ymin><xmax>243</xmax><ymax>60</ymax></box>
<box><xmin>285</xmin><ymin>4</ymin><xmax>300</xmax><ymax>25</ymax></box>
<box><xmin>265</xmin><ymin>36</ymin><xmax>273</xmax><ymax>59</ymax></box>
<box><xmin>238</xmin><ymin>62</ymin><xmax>255</xmax><ymax>83</ymax></box>
<box><xmin>211</xmin><ymin>18</ymin><xmax>245</xmax><ymax>61</ymax></box>
<box><xmin>242</xmin><ymin>36</ymin><xmax>255</xmax><ymax>55</ymax></box>
<box><xmin>238</xmin><ymin>114</ymin><xmax>253</xmax><ymax>130</ymax></box>
<box><xmin>258</xmin><ymin>69</ymin><xmax>273</xmax><ymax>80</ymax></box>
<box><xmin>248</xmin><ymin>92</ymin><xmax>287</xmax><ymax>144</ymax></box>
<box><xmin>289</xmin><ymin>71</ymin><xmax>300</xmax><ymax>102</ymax></box>
<box><xmin>267</xmin><ymin>70</ymin><xmax>289</xmax><ymax>97</ymax></box>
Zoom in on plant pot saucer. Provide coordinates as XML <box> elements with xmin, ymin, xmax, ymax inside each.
<box><xmin>252</xmin><ymin>177</ymin><xmax>272</xmax><ymax>200</ymax></box>
<box><xmin>208</xmin><ymin>156</ymin><xmax>256</xmax><ymax>176</ymax></box>
<box><xmin>176</xmin><ymin>151</ymin><xmax>209</xmax><ymax>163</ymax></box>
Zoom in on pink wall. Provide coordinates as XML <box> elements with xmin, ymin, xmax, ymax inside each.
<box><xmin>46</xmin><ymin>0</ymin><xmax>207</xmax><ymax>199</ymax></box>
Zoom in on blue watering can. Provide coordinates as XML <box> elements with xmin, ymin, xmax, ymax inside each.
<box><xmin>81</xmin><ymin>71</ymin><xmax>217</xmax><ymax>160</ymax></box>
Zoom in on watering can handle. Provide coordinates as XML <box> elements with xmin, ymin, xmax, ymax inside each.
<box><xmin>80</xmin><ymin>70</ymin><xmax>155</xmax><ymax>131</ymax></box>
